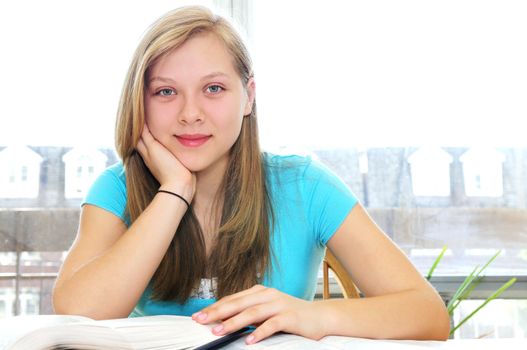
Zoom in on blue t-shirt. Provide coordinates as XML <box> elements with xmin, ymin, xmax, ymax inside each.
<box><xmin>83</xmin><ymin>153</ymin><xmax>358</xmax><ymax>317</ymax></box>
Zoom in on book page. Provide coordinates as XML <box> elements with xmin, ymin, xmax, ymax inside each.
<box><xmin>0</xmin><ymin>315</ymin><xmax>93</xmax><ymax>350</ymax></box>
<box><xmin>223</xmin><ymin>333</ymin><xmax>341</xmax><ymax>350</ymax></box>
<box><xmin>0</xmin><ymin>315</ymin><xmax>237</xmax><ymax>350</ymax></box>
<box><xmin>100</xmin><ymin>315</ymin><xmax>223</xmax><ymax>350</ymax></box>
<box><xmin>320</xmin><ymin>336</ymin><xmax>445</xmax><ymax>349</ymax></box>
<box><xmin>223</xmin><ymin>333</ymin><xmax>449</xmax><ymax>350</ymax></box>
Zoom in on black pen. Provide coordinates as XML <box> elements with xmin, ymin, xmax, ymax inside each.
<box><xmin>194</xmin><ymin>327</ymin><xmax>254</xmax><ymax>350</ymax></box>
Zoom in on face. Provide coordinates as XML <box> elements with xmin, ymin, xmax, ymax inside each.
<box><xmin>144</xmin><ymin>32</ymin><xmax>254</xmax><ymax>174</ymax></box>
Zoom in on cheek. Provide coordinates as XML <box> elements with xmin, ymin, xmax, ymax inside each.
<box><xmin>144</xmin><ymin>100</ymin><xmax>170</xmax><ymax>132</ymax></box>
<box><xmin>144</xmin><ymin>116</ymin><xmax>172</xmax><ymax>149</ymax></box>
<box><xmin>212</xmin><ymin>96</ymin><xmax>246</xmax><ymax>125</ymax></box>
<box><xmin>144</xmin><ymin>97</ymin><xmax>154</xmax><ymax>125</ymax></box>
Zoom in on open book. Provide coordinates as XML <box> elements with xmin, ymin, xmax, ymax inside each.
<box><xmin>3</xmin><ymin>314</ymin><xmax>519</xmax><ymax>350</ymax></box>
<box><xmin>0</xmin><ymin>314</ymin><xmax>446</xmax><ymax>350</ymax></box>
<box><xmin>224</xmin><ymin>333</ymin><xmax>447</xmax><ymax>350</ymax></box>
<box><xmin>224</xmin><ymin>333</ymin><xmax>527</xmax><ymax>350</ymax></box>
<box><xmin>0</xmin><ymin>314</ymin><xmax>251</xmax><ymax>350</ymax></box>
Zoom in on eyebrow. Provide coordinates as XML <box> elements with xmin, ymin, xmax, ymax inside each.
<box><xmin>201</xmin><ymin>72</ymin><xmax>229</xmax><ymax>80</ymax></box>
<box><xmin>147</xmin><ymin>72</ymin><xmax>229</xmax><ymax>85</ymax></box>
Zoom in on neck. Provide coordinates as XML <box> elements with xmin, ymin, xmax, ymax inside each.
<box><xmin>193</xmin><ymin>156</ymin><xmax>228</xmax><ymax>254</ymax></box>
<box><xmin>193</xmin><ymin>155</ymin><xmax>228</xmax><ymax>217</ymax></box>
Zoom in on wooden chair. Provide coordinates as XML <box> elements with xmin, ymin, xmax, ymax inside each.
<box><xmin>322</xmin><ymin>248</ymin><xmax>361</xmax><ymax>299</ymax></box>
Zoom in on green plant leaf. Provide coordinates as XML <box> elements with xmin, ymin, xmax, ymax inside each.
<box><xmin>447</xmin><ymin>266</ymin><xmax>479</xmax><ymax>312</ymax></box>
<box><xmin>476</xmin><ymin>250</ymin><xmax>502</xmax><ymax>276</ymax></box>
<box><xmin>450</xmin><ymin>277</ymin><xmax>517</xmax><ymax>335</ymax></box>
<box><xmin>426</xmin><ymin>248</ymin><xmax>517</xmax><ymax>337</ymax></box>
<box><xmin>426</xmin><ymin>246</ymin><xmax>448</xmax><ymax>280</ymax></box>
<box><xmin>446</xmin><ymin>250</ymin><xmax>502</xmax><ymax>314</ymax></box>
<box><xmin>450</xmin><ymin>270</ymin><xmax>484</xmax><ymax>313</ymax></box>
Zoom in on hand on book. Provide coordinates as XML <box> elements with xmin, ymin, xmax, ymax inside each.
<box><xmin>191</xmin><ymin>284</ymin><xmax>328</xmax><ymax>345</ymax></box>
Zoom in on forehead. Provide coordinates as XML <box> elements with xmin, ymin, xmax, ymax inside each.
<box><xmin>148</xmin><ymin>32</ymin><xmax>239</xmax><ymax>81</ymax></box>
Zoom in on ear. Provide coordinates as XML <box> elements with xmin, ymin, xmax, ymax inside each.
<box><xmin>243</xmin><ymin>77</ymin><xmax>256</xmax><ymax>116</ymax></box>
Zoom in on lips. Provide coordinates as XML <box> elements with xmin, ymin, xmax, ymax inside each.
<box><xmin>175</xmin><ymin>134</ymin><xmax>212</xmax><ymax>147</ymax></box>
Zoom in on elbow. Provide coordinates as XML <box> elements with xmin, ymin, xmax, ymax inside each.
<box><xmin>435</xmin><ymin>306</ymin><xmax>451</xmax><ymax>341</ymax></box>
<box><xmin>52</xmin><ymin>286</ymin><xmax>87</xmax><ymax>317</ymax></box>
<box><xmin>52</xmin><ymin>286</ymin><xmax>131</xmax><ymax>320</ymax></box>
<box><xmin>427</xmin><ymin>312</ymin><xmax>451</xmax><ymax>341</ymax></box>
<box><xmin>52</xmin><ymin>287</ymin><xmax>101</xmax><ymax>319</ymax></box>
<box><xmin>409</xmin><ymin>288</ymin><xmax>451</xmax><ymax>341</ymax></box>
<box><xmin>52</xmin><ymin>293</ymin><xmax>74</xmax><ymax>316</ymax></box>
<box><xmin>52</xmin><ymin>302</ymin><xmax>81</xmax><ymax>317</ymax></box>
<box><xmin>53</xmin><ymin>298</ymin><xmax>115</xmax><ymax>320</ymax></box>
<box><xmin>423</xmin><ymin>296</ymin><xmax>451</xmax><ymax>341</ymax></box>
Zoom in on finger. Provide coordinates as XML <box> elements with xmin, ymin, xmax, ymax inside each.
<box><xmin>192</xmin><ymin>285</ymin><xmax>265</xmax><ymax>321</ymax></box>
<box><xmin>246</xmin><ymin>315</ymin><xmax>287</xmax><ymax>345</ymax></box>
<box><xmin>141</xmin><ymin>123</ymin><xmax>155</xmax><ymax>144</ymax></box>
<box><xmin>195</xmin><ymin>286</ymin><xmax>273</xmax><ymax>323</ymax></box>
<box><xmin>217</xmin><ymin>284</ymin><xmax>267</xmax><ymax>304</ymax></box>
<box><xmin>213</xmin><ymin>300</ymin><xmax>282</xmax><ymax>337</ymax></box>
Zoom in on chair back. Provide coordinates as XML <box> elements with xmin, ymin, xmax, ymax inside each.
<box><xmin>322</xmin><ymin>248</ymin><xmax>361</xmax><ymax>299</ymax></box>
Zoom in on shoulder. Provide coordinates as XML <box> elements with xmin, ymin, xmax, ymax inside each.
<box><xmin>92</xmin><ymin>162</ymin><xmax>126</xmax><ymax>191</ymax></box>
<box><xmin>83</xmin><ymin>162</ymin><xmax>128</xmax><ymax>223</ymax></box>
<box><xmin>263</xmin><ymin>152</ymin><xmax>358</xmax><ymax>245</ymax></box>
<box><xmin>263</xmin><ymin>152</ymin><xmax>312</xmax><ymax>177</ymax></box>
<box><xmin>104</xmin><ymin>162</ymin><xmax>126</xmax><ymax>182</ymax></box>
<box><xmin>263</xmin><ymin>152</ymin><xmax>339</xmax><ymax>184</ymax></box>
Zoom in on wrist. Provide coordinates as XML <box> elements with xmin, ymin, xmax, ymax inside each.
<box><xmin>313</xmin><ymin>299</ymin><xmax>338</xmax><ymax>337</ymax></box>
<box><xmin>157</xmin><ymin>190</ymin><xmax>191</xmax><ymax>209</ymax></box>
<box><xmin>159</xmin><ymin>180</ymin><xmax>195</xmax><ymax>204</ymax></box>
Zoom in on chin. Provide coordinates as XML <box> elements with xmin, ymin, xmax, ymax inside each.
<box><xmin>180</xmin><ymin>159</ymin><xmax>207</xmax><ymax>173</ymax></box>
<box><xmin>180</xmin><ymin>154</ymin><xmax>220</xmax><ymax>172</ymax></box>
<box><xmin>179</xmin><ymin>153</ymin><xmax>229</xmax><ymax>175</ymax></box>
<box><xmin>167</xmin><ymin>147</ymin><xmax>207</xmax><ymax>172</ymax></box>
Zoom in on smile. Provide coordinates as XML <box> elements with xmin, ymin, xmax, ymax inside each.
<box><xmin>175</xmin><ymin>134</ymin><xmax>212</xmax><ymax>147</ymax></box>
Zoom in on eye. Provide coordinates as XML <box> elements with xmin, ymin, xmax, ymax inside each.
<box><xmin>206</xmin><ymin>85</ymin><xmax>224</xmax><ymax>94</ymax></box>
<box><xmin>156</xmin><ymin>88</ymin><xmax>175</xmax><ymax>96</ymax></box>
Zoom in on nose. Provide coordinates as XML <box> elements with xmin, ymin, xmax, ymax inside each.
<box><xmin>178</xmin><ymin>94</ymin><xmax>203</xmax><ymax>124</ymax></box>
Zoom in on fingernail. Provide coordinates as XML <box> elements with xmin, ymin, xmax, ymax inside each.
<box><xmin>197</xmin><ymin>312</ymin><xmax>207</xmax><ymax>321</ymax></box>
<box><xmin>246</xmin><ymin>335</ymin><xmax>255</xmax><ymax>344</ymax></box>
<box><xmin>192</xmin><ymin>312</ymin><xmax>201</xmax><ymax>320</ymax></box>
<box><xmin>212</xmin><ymin>324</ymin><xmax>224</xmax><ymax>334</ymax></box>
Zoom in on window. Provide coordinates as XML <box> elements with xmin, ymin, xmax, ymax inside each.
<box><xmin>252</xmin><ymin>0</ymin><xmax>527</xmax><ymax>272</ymax></box>
<box><xmin>0</xmin><ymin>300</ymin><xmax>6</xmax><ymax>317</ymax></box>
<box><xmin>20</xmin><ymin>252</ymin><xmax>41</xmax><ymax>265</ymax></box>
<box><xmin>252</xmin><ymin>0</ymin><xmax>527</xmax><ymax>337</ymax></box>
<box><xmin>454</xmin><ymin>299</ymin><xmax>527</xmax><ymax>338</ymax></box>
<box><xmin>19</xmin><ymin>289</ymin><xmax>39</xmax><ymax>316</ymax></box>
<box><xmin>0</xmin><ymin>146</ymin><xmax>42</xmax><ymax>198</ymax></box>
<box><xmin>408</xmin><ymin>147</ymin><xmax>453</xmax><ymax>197</ymax></box>
<box><xmin>20</xmin><ymin>166</ymin><xmax>28</xmax><ymax>182</ymax></box>
<box><xmin>460</xmin><ymin>148</ymin><xmax>505</xmax><ymax>197</ymax></box>
<box><xmin>0</xmin><ymin>290</ymin><xmax>14</xmax><ymax>319</ymax></box>
<box><xmin>8</xmin><ymin>169</ymin><xmax>15</xmax><ymax>184</ymax></box>
<box><xmin>62</xmin><ymin>148</ymin><xmax>109</xmax><ymax>198</ymax></box>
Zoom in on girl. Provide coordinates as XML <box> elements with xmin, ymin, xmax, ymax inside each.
<box><xmin>52</xmin><ymin>5</ymin><xmax>450</xmax><ymax>344</ymax></box>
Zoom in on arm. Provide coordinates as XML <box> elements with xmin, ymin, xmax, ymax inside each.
<box><xmin>194</xmin><ymin>204</ymin><xmax>450</xmax><ymax>343</ymax></box>
<box><xmin>321</xmin><ymin>204</ymin><xmax>450</xmax><ymax>340</ymax></box>
<box><xmin>53</xmin><ymin>125</ymin><xmax>195</xmax><ymax>319</ymax></box>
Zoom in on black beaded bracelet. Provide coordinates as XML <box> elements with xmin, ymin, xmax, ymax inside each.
<box><xmin>157</xmin><ymin>190</ymin><xmax>191</xmax><ymax>209</ymax></box>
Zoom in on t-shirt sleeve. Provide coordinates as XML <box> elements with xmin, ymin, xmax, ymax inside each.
<box><xmin>302</xmin><ymin>158</ymin><xmax>359</xmax><ymax>246</ymax></box>
<box><xmin>82</xmin><ymin>163</ymin><xmax>129</xmax><ymax>225</ymax></box>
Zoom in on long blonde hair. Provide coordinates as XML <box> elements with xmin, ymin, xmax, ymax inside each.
<box><xmin>114</xmin><ymin>6</ymin><xmax>272</xmax><ymax>302</ymax></box>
